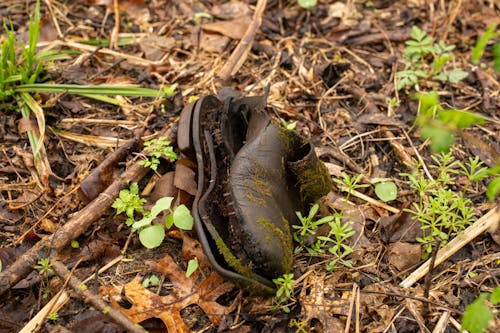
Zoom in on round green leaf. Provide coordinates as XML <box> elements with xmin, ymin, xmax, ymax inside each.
<box><xmin>173</xmin><ymin>205</ymin><xmax>194</xmax><ymax>230</ymax></box>
<box><xmin>138</xmin><ymin>224</ymin><xmax>165</xmax><ymax>249</ymax></box>
<box><xmin>374</xmin><ymin>182</ymin><xmax>397</xmax><ymax>202</ymax></box>
<box><xmin>298</xmin><ymin>0</ymin><xmax>317</xmax><ymax>8</ymax></box>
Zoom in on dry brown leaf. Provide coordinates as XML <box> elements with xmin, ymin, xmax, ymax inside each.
<box><xmin>202</xmin><ymin>16</ymin><xmax>252</xmax><ymax>40</ymax></box>
<box><xmin>174</xmin><ymin>163</ymin><xmax>197</xmax><ymax>196</ymax></box>
<box><xmin>387</xmin><ymin>241</ymin><xmax>421</xmax><ymax>272</ymax></box>
<box><xmin>211</xmin><ymin>1</ymin><xmax>251</xmax><ymax>20</ymax></box>
<box><xmin>199</xmin><ymin>31</ymin><xmax>230</xmax><ymax>53</ymax></box>
<box><xmin>100</xmin><ymin>254</ymin><xmax>235</xmax><ymax>332</ymax></box>
<box><xmin>298</xmin><ymin>273</ymin><xmax>349</xmax><ymax>331</ymax></box>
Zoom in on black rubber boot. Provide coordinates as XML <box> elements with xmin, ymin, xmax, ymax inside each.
<box><xmin>177</xmin><ymin>89</ymin><xmax>331</xmax><ymax>294</ymax></box>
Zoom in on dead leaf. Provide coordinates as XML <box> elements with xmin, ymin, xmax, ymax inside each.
<box><xmin>139</xmin><ymin>35</ymin><xmax>176</xmax><ymax>61</ymax></box>
<box><xmin>379</xmin><ymin>211</ymin><xmax>424</xmax><ymax>243</ymax></box>
<box><xmin>211</xmin><ymin>1</ymin><xmax>251</xmax><ymax>20</ymax></box>
<box><xmin>298</xmin><ymin>273</ymin><xmax>348</xmax><ymax>331</ymax></box>
<box><xmin>174</xmin><ymin>163</ymin><xmax>197</xmax><ymax>196</ymax></box>
<box><xmin>387</xmin><ymin>241</ymin><xmax>421</xmax><ymax>272</ymax></box>
<box><xmin>199</xmin><ymin>31</ymin><xmax>230</xmax><ymax>53</ymax></box>
<box><xmin>202</xmin><ymin>16</ymin><xmax>252</xmax><ymax>40</ymax></box>
<box><xmin>101</xmin><ymin>254</ymin><xmax>235</xmax><ymax>332</ymax></box>
<box><xmin>150</xmin><ymin>171</ymin><xmax>176</xmax><ymax>202</ymax></box>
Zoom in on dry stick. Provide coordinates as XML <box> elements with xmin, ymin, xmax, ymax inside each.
<box><xmin>0</xmin><ymin>127</ymin><xmax>167</xmax><ymax>296</ymax></box>
<box><xmin>400</xmin><ymin>206</ymin><xmax>500</xmax><ymax>288</ymax></box>
<box><xmin>20</xmin><ymin>255</ymin><xmax>124</xmax><ymax>333</ymax></box>
<box><xmin>432</xmin><ymin>311</ymin><xmax>450</xmax><ymax>333</ymax></box>
<box><xmin>51</xmin><ymin>260</ymin><xmax>146</xmax><ymax>333</ymax></box>
<box><xmin>218</xmin><ymin>0</ymin><xmax>267</xmax><ymax>81</ymax></box>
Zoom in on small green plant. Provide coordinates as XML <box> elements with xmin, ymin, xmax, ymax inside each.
<box><xmin>142</xmin><ymin>274</ymin><xmax>160</xmax><ymax>288</ymax></box>
<box><xmin>298</xmin><ymin>0</ymin><xmax>317</xmax><ymax>9</ymax></box>
<box><xmin>402</xmin><ymin>153</ymin><xmax>489</xmax><ymax>258</ymax></box>
<box><xmin>34</xmin><ymin>257</ymin><xmax>54</xmax><ymax>299</ymax></box>
<box><xmin>193</xmin><ymin>12</ymin><xmax>212</xmax><ymax>25</ymax></box>
<box><xmin>333</xmin><ymin>172</ymin><xmax>370</xmax><ymax>198</ymax></box>
<box><xmin>112</xmin><ymin>183</ymin><xmax>146</xmax><ymax>226</ymax></box>
<box><xmin>280</xmin><ymin>118</ymin><xmax>297</xmax><ymax>131</ymax></box>
<box><xmin>46</xmin><ymin>312</ymin><xmax>59</xmax><ymax>323</ymax></box>
<box><xmin>471</xmin><ymin>23</ymin><xmax>499</xmax><ymax>70</ymax></box>
<box><xmin>372</xmin><ymin>178</ymin><xmax>398</xmax><ymax>202</ymax></box>
<box><xmin>0</xmin><ymin>0</ymin><xmax>171</xmax><ymax>184</ymax></box>
<box><xmin>138</xmin><ymin>137</ymin><xmax>177</xmax><ymax>171</ymax></box>
<box><xmin>130</xmin><ymin>197</ymin><xmax>194</xmax><ymax>249</ymax></box>
<box><xmin>397</xmin><ymin>26</ymin><xmax>467</xmax><ymax>90</ymax></box>
<box><xmin>34</xmin><ymin>257</ymin><xmax>53</xmax><ymax>275</ymax></box>
<box><xmin>461</xmin><ymin>287</ymin><xmax>500</xmax><ymax>333</ymax></box>
<box><xmin>272</xmin><ymin>273</ymin><xmax>295</xmax><ymax>313</ymax></box>
<box><xmin>317</xmin><ymin>216</ymin><xmax>356</xmax><ymax>271</ymax></box>
<box><xmin>293</xmin><ymin>204</ymin><xmax>334</xmax><ymax>254</ymax></box>
<box><xmin>293</xmin><ymin>204</ymin><xmax>356</xmax><ymax>270</ymax></box>
<box><xmin>414</xmin><ymin>90</ymin><xmax>485</xmax><ymax>152</ymax></box>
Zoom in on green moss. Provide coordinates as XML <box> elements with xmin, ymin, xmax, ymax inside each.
<box><xmin>289</xmin><ymin>151</ymin><xmax>331</xmax><ymax>202</ymax></box>
<box><xmin>206</xmin><ymin>223</ymin><xmax>256</xmax><ymax>279</ymax></box>
<box><xmin>256</xmin><ymin>216</ymin><xmax>293</xmax><ymax>272</ymax></box>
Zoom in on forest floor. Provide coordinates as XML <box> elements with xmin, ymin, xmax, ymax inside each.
<box><xmin>0</xmin><ymin>0</ymin><xmax>499</xmax><ymax>332</ymax></box>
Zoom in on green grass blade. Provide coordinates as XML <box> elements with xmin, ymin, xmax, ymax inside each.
<box><xmin>15</xmin><ymin>84</ymin><xmax>166</xmax><ymax>98</ymax></box>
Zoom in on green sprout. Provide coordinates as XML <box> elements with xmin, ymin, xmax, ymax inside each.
<box><xmin>138</xmin><ymin>137</ymin><xmax>177</xmax><ymax>171</ymax></box>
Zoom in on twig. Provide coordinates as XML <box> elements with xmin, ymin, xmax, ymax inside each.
<box><xmin>19</xmin><ymin>255</ymin><xmax>124</xmax><ymax>333</ymax></box>
<box><xmin>218</xmin><ymin>0</ymin><xmax>267</xmax><ymax>81</ymax></box>
<box><xmin>400</xmin><ymin>206</ymin><xmax>500</xmax><ymax>288</ymax></box>
<box><xmin>349</xmin><ymin>188</ymin><xmax>400</xmax><ymax>214</ymax></box>
<box><xmin>51</xmin><ymin>260</ymin><xmax>146</xmax><ymax>333</ymax></box>
<box><xmin>432</xmin><ymin>311</ymin><xmax>450</xmax><ymax>333</ymax></box>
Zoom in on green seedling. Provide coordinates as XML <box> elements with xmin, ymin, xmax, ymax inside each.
<box><xmin>193</xmin><ymin>12</ymin><xmax>212</xmax><ymax>25</ymax></box>
<box><xmin>138</xmin><ymin>137</ymin><xmax>177</xmax><ymax>171</ymax></box>
<box><xmin>280</xmin><ymin>118</ymin><xmax>297</xmax><ymax>131</ymax></box>
<box><xmin>461</xmin><ymin>287</ymin><xmax>500</xmax><ymax>333</ymax></box>
<box><xmin>293</xmin><ymin>203</ymin><xmax>334</xmax><ymax>254</ymax></box>
<box><xmin>293</xmin><ymin>204</ymin><xmax>356</xmax><ymax>270</ymax></box>
<box><xmin>112</xmin><ymin>183</ymin><xmax>146</xmax><ymax>226</ymax></box>
<box><xmin>414</xmin><ymin>91</ymin><xmax>485</xmax><ymax>153</ymax></box>
<box><xmin>34</xmin><ymin>257</ymin><xmax>53</xmax><ymax>275</ymax></box>
<box><xmin>401</xmin><ymin>153</ymin><xmax>490</xmax><ymax>258</ymax></box>
<box><xmin>471</xmin><ymin>23</ymin><xmax>498</xmax><ymax>65</ymax></box>
<box><xmin>317</xmin><ymin>216</ymin><xmax>356</xmax><ymax>271</ymax></box>
<box><xmin>272</xmin><ymin>273</ymin><xmax>295</xmax><ymax>313</ymax></box>
<box><xmin>130</xmin><ymin>197</ymin><xmax>194</xmax><ymax>249</ymax></box>
<box><xmin>46</xmin><ymin>312</ymin><xmax>58</xmax><ymax>323</ymax></box>
<box><xmin>333</xmin><ymin>172</ymin><xmax>370</xmax><ymax>200</ymax></box>
<box><xmin>397</xmin><ymin>26</ymin><xmax>468</xmax><ymax>90</ymax></box>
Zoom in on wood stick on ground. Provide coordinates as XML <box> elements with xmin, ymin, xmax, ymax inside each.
<box><xmin>19</xmin><ymin>255</ymin><xmax>124</xmax><ymax>333</ymax></box>
<box><xmin>0</xmin><ymin>127</ymin><xmax>173</xmax><ymax>296</ymax></box>
<box><xmin>400</xmin><ymin>206</ymin><xmax>500</xmax><ymax>288</ymax></box>
<box><xmin>51</xmin><ymin>260</ymin><xmax>146</xmax><ymax>333</ymax></box>
<box><xmin>218</xmin><ymin>0</ymin><xmax>267</xmax><ymax>81</ymax></box>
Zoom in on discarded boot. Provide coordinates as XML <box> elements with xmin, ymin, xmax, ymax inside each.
<box><xmin>177</xmin><ymin>89</ymin><xmax>330</xmax><ymax>294</ymax></box>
